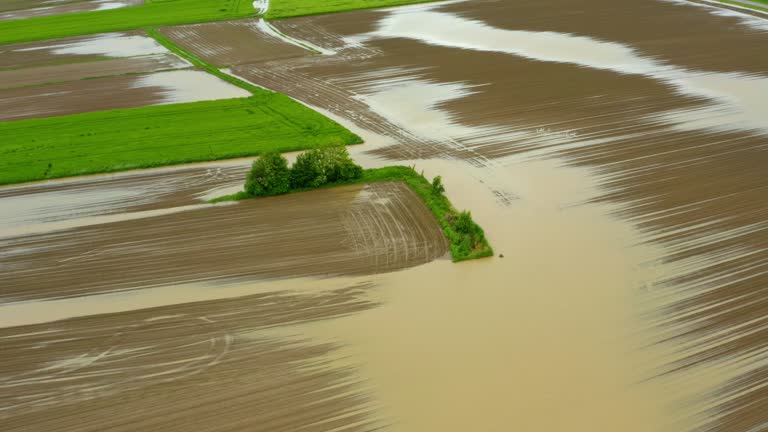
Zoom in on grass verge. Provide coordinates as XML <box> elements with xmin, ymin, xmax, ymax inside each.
<box><xmin>266</xmin><ymin>0</ymin><xmax>443</xmax><ymax>19</ymax></box>
<box><xmin>0</xmin><ymin>0</ymin><xmax>255</xmax><ymax>45</ymax></box>
<box><xmin>211</xmin><ymin>165</ymin><xmax>494</xmax><ymax>262</ymax></box>
<box><xmin>0</xmin><ymin>96</ymin><xmax>362</xmax><ymax>186</ymax></box>
<box><xmin>719</xmin><ymin>0</ymin><xmax>768</xmax><ymax>12</ymax></box>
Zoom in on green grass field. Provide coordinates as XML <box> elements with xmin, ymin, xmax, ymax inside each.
<box><xmin>0</xmin><ymin>95</ymin><xmax>361</xmax><ymax>185</ymax></box>
<box><xmin>266</xmin><ymin>0</ymin><xmax>439</xmax><ymax>19</ymax></box>
<box><xmin>0</xmin><ymin>0</ymin><xmax>255</xmax><ymax>45</ymax></box>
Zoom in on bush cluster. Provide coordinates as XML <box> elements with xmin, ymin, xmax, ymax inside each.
<box><xmin>450</xmin><ymin>210</ymin><xmax>488</xmax><ymax>257</ymax></box>
<box><xmin>428</xmin><ymin>175</ymin><xmax>490</xmax><ymax>259</ymax></box>
<box><xmin>244</xmin><ymin>146</ymin><xmax>363</xmax><ymax>197</ymax></box>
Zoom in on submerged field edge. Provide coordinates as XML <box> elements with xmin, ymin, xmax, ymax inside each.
<box><xmin>210</xmin><ymin>165</ymin><xmax>494</xmax><ymax>262</ymax></box>
<box><xmin>717</xmin><ymin>0</ymin><xmax>768</xmax><ymax>13</ymax></box>
<box><xmin>145</xmin><ymin>27</ymin><xmax>268</xmax><ymax>95</ymax></box>
<box><xmin>265</xmin><ymin>0</ymin><xmax>445</xmax><ymax>20</ymax></box>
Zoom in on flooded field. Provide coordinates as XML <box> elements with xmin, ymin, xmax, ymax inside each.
<box><xmin>0</xmin><ymin>31</ymin><xmax>253</xmax><ymax>120</ymax></box>
<box><xmin>2</xmin><ymin>0</ymin><xmax>768</xmax><ymax>431</ymax></box>
<box><xmin>160</xmin><ymin>19</ymin><xmax>310</xmax><ymax>67</ymax></box>
<box><xmin>0</xmin><ymin>182</ymin><xmax>447</xmax><ymax>301</ymax></box>
<box><xmin>0</xmin><ymin>69</ymin><xmax>249</xmax><ymax>120</ymax></box>
<box><xmin>0</xmin><ymin>0</ymin><xmax>142</xmax><ymax>22</ymax></box>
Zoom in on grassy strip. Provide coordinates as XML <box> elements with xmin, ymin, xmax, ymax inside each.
<box><xmin>211</xmin><ymin>166</ymin><xmax>494</xmax><ymax>262</ymax></box>
<box><xmin>0</xmin><ymin>96</ymin><xmax>362</xmax><ymax>186</ymax></box>
<box><xmin>718</xmin><ymin>0</ymin><xmax>768</xmax><ymax>12</ymax></box>
<box><xmin>145</xmin><ymin>27</ymin><xmax>265</xmax><ymax>94</ymax></box>
<box><xmin>0</xmin><ymin>0</ymin><xmax>255</xmax><ymax>45</ymax></box>
<box><xmin>266</xmin><ymin>0</ymin><xmax>442</xmax><ymax>19</ymax></box>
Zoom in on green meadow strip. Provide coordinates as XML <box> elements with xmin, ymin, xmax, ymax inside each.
<box><xmin>0</xmin><ymin>97</ymin><xmax>362</xmax><ymax>186</ymax></box>
<box><xmin>265</xmin><ymin>0</ymin><xmax>443</xmax><ymax>19</ymax></box>
<box><xmin>0</xmin><ymin>0</ymin><xmax>256</xmax><ymax>45</ymax></box>
<box><xmin>718</xmin><ymin>0</ymin><xmax>768</xmax><ymax>12</ymax></box>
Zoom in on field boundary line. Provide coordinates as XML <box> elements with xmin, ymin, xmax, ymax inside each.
<box><xmin>145</xmin><ymin>27</ymin><xmax>270</xmax><ymax>95</ymax></box>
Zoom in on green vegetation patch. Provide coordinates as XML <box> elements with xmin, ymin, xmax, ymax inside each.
<box><xmin>0</xmin><ymin>0</ymin><xmax>256</xmax><ymax>45</ymax></box>
<box><xmin>266</xmin><ymin>0</ymin><xmax>441</xmax><ymax>19</ymax></box>
<box><xmin>720</xmin><ymin>0</ymin><xmax>768</xmax><ymax>11</ymax></box>
<box><xmin>0</xmin><ymin>95</ymin><xmax>361</xmax><ymax>186</ymax></box>
<box><xmin>213</xmin><ymin>149</ymin><xmax>493</xmax><ymax>262</ymax></box>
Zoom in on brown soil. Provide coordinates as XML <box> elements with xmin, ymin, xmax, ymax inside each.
<box><xmin>0</xmin><ymin>182</ymin><xmax>448</xmax><ymax>301</ymax></box>
<box><xmin>0</xmin><ymin>53</ymin><xmax>186</xmax><ymax>89</ymax></box>
<box><xmin>0</xmin><ymin>0</ymin><xmax>142</xmax><ymax>21</ymax></box>
<box><xmin>0</xmin><ymin>72</ymin><xmax>169</xmax><ymax>121</ymax></box>
<box><xmin>160</xmin><ymin>19</ymin><xmax>311</xmax><ymax>67</ymax></box>
<box><xmin>0</xmin><ymin>282</ymin><xmax>381</xmax><ymax>432</ymax></box>
<box><xmin>0</xmin><ymin>32</ymin><xmax>147</xmax><ymax>70</ymax></box>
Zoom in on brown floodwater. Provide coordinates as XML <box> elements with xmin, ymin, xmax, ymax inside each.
<box><xmin>2</xmin><ymin>0</ymin><xmax>768</xmax><ymax>431</ymax></box>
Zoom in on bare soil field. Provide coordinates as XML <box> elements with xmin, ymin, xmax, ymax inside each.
<box><xmin>0</xmin><ymin>182</ymin><xmax>447</xmax><ymax>301</ymax></box>
<box><xmin>0</xmin><ymin>31</ymin><xmax>266</xmax><ymax>119</ymax></box>
<box><xmin>0</xmin><ymin>161</ymin><xmax>250</xmax><ymax>226</ymax></box>
<box><xmin>0</xmin><ymin>31</ymin><xmax>167</xmax><ymax>70</ymax></box>
<box><xmin>0</xmin><ymin>69</ymin><xmax>249</xmax><ymax>121</ymax></box>
<box><xmin>0</xmin><ymin>53</ymin><xmax>186</xmax><ymax>89</ymax></box>
<box><xmin>0</xmin><ymin>0</ymin><xmax>142</xmax><ymax>22</ymax></box>
<box><xmin>160</xmin><ymin>19</ymin><xmax>311</xmax><ymax>67</ymax></box>
<box><xmin>0</xmin><ymin>282</ymin><xmax>381</xmax><ymax>432</ymax></box>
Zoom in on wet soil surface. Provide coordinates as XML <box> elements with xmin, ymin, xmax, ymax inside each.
<box><xmin>0</xmin><ymin>0</ymin><xmax>142</xmax><ymax>22</ymax></box>
<box><xmin>0</xmin><ymin>31</ymin><xmax>258</xmax><ymax>120</ymax></box>
<box><xmin>160</xmin><ymin>19</ymin><xmax>310</xmax><ymax>67</ymax></box>
<box><xmin>0</xmin><ymin>182</ymin><xmax>447</xmax><ymax>302</ymax></box>
<box><xmin>0</xmin><ymin>282</ymin><xmax>382</xmax><ymax>432</ymax></box>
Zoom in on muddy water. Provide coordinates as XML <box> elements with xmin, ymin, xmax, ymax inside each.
<box><xmin>245</xmin><ymin>0</ymin><xmax>768</xmax><ymax>430</ymax></box>
<box><xmin>2</xmin><ymin>0</ymin><xmax>768</xmax><ymax>431</ymax></box>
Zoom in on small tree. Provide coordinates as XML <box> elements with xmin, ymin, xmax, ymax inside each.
<box><xmin>431</xmin><ymin>175</ymin><xmax>445</xmax><ymax>195</ymax></box>
<box><xmin>245</xmin><ymin>152</ymin><xmax>291</xmax><ymax>197</ymax></box>
<box><xmin>291</xmin><ymin>148</ymin><xmax>329</xmax><ymax>188</ymax></box>
<box><xmin>290</xmin><ymin>145</ymin><xmax>362</xmax><ymax>188</ymax></box>
<box><xmin>323</xmin><ymin>145</ymin><xmax>362</xmax><ymax>183</ymax></box>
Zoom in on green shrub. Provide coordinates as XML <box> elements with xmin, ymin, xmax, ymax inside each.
<box><xmin>431</xmin><ymin>175</ymin><xmax>445</xmax><ymax>195</ymax></box>
<box><xmin>245</xmin><ymin>151</ymin><xmax>291</xmax><ymax>197</ymax></box>
<box><xmin>290</xmin><ymin>145</ymin><xmax>362</xmax><ymax>188</ymax></box>
<box><xmin>291</xmin><ymin>149</ymin><xmax>326</xmax><ymax>188</ymax></box>
<box><xmin>455</xmin><ymin>210</ymin><xmax>473</xmax><ymax>234</ymax></box>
